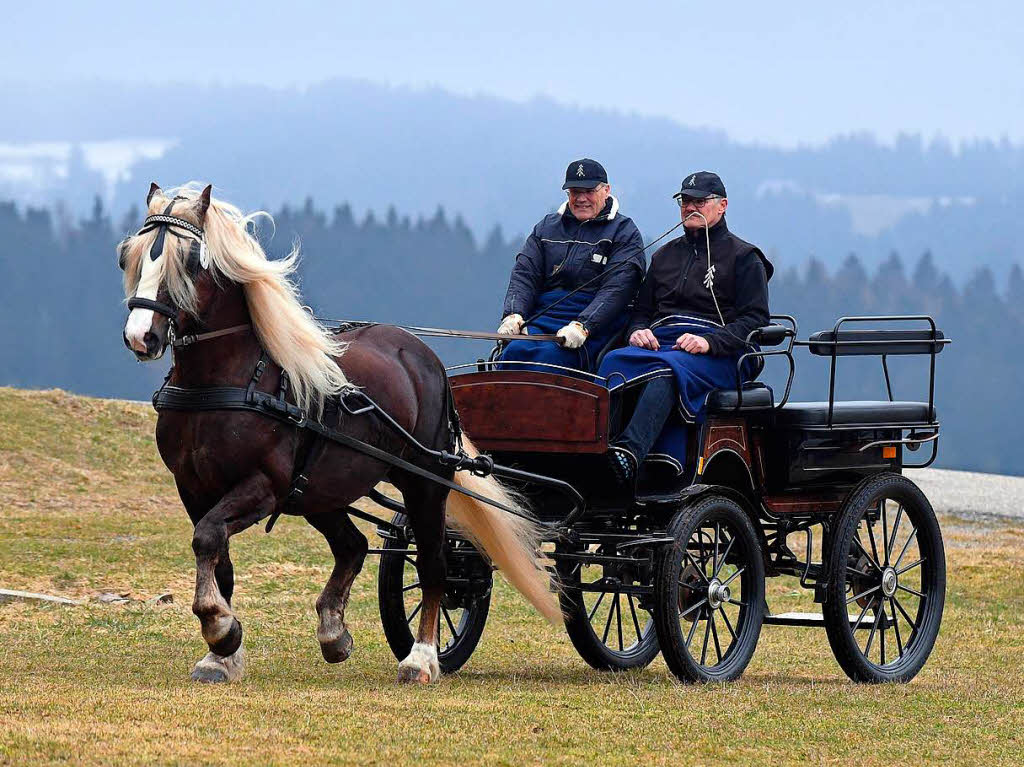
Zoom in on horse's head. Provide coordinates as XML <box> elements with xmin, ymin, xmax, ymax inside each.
<box><xmin>121</xmin><ymin>183</ymin><xmax>221</xmax><ymax>360</ymax></box>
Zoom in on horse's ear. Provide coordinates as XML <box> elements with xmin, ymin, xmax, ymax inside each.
<box><xmin>147</xmin><ymin>182</ymin><xmax>161</xmax><ymax>206</ymax></box>
<box><xmin>197</xmin><ymin>184</ymin><xmax>212</xmax><ymax>222</ymax></box>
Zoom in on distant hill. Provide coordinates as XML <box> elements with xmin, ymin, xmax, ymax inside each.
<box><xmin>1</xmin><ymin>79</ymin><xmax>1022</xmax><ymax>278</ymax></box>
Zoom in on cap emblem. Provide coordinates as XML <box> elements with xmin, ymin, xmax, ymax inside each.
<box><xmin>577</xmin><ymin>164</ymin><xmax>586</xmax><ymax>178</ymax></box>
<box><xmin>687</xmin><ymin>175</ymin><xmax>697</xmax><ymax>187</ymax></box>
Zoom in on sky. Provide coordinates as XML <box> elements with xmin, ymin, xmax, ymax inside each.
<box><xmin>2</xmin><ymin>1</ymin><xmax>1021</xmax><ymax>148</ymax></box>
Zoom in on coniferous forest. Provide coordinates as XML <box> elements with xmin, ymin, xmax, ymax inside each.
<box><xmin>1</xmin><ymin>197</ymin><xmax>1020</xmax><ymax>476</ymax></box>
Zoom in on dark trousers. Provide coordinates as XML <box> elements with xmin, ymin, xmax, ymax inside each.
<box><xmin>613</xmin><ymin>377</ymin><xmax>677</xmax><ymax>463</ymax></box>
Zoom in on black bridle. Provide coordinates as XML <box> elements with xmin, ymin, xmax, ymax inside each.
<box><xmin>122</xmin><ymin>197</ymin><xmax>250</xmax><ymax>349</ymax></box>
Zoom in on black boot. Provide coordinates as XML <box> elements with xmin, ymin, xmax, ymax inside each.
<box><xmin>605</xmin><ymin>446</ymin><xmax>638</xmax><ymax>495</ymax></box>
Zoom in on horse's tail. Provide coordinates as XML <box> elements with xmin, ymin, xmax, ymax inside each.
<box><xmin>445</xmin><ymin>436</ymin><xmax>561</xmax><ymax>624</ymax></box>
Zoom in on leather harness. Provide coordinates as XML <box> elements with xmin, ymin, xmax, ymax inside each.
<box><xmin>124</xmin><ymin>203</ymin><xmax>582</xmax><ymax>530</ymax></box>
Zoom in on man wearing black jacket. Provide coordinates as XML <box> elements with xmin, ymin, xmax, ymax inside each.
<box><xmin>497</xmin><ymin>158</ymin><xmax>646</xmax><ymax>373</ymax></box>
<box><xmin>597</xmin><ymin>171</ymin><xmax>773</xmax><ymax>486</ymax></box>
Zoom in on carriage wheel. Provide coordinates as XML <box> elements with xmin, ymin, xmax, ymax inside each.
<box><xmin>823</xmin><ymin>473</ymin><xmax>945</xmax><ymax>683</ymax></box>
<box><xmin>556</xmin><ymin>542</ymin><xmax>660</xmax><ymax>672</ymax></box>
<box><xmin>653</xmin><ymin>495</ymin><xmax>764</xmax><ymax>683</ymax></box>
<box><xmin>378</xmin><ymin>513</ymin><xmax>492</xmax><ymax>674</ymax></box>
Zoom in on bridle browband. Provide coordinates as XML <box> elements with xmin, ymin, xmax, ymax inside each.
<box><xmin>124</xmin><ymin>196</ymin><xmax>251</xmax><ymax>349</ymax></box>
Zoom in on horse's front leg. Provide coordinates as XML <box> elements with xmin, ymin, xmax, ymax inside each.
<box><xmin>306</xmin><ymin>511</ymin><xmax>368</xmax><ymax>663</ymax></box>
<box><xmin>189</xmin><ymin>472</ymin><xmax>276</xmax><ymax>683</ymax></box>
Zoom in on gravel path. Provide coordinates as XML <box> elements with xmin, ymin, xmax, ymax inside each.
<box><xmin>906</xmin><ymin>468</ymin><xmax>1024</xmax><ymax>523</ymax></box>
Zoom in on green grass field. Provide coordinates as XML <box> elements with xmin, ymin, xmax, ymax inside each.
<box><xmin>1</xmin><ymin>387</ymin><xmax>1022</xmax><ymax>765</ymax></box>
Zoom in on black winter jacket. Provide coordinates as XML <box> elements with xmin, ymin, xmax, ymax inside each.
<box><xmin>626</xmin><ymin>218</ymin><xmax>773</xmax><ymax>357</ymax></box>
<box><xmin>502</xmin><ymin>196</ymin><xmax>646</xmax><ymax>332</ymax></box>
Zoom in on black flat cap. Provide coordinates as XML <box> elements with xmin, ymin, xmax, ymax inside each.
<box><xmin>563</xmin><ymin>158</ymin><xmax>608</xmax><ymax>190</ymax></box>
<box><xmin>673</xmin><ymin>170</ymin><xmax>727</xmax><ymax>200</ymax></box>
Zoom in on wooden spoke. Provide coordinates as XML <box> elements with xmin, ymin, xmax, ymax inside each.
<box><xmin>406</xmin><ymin>601</ymin><xmax>422</xmax><ymax>625</ymax></box>
<box><xmin>851</xmin><ymin>595</ymin><xmax>876</xmax><ymax>633</ymax></box>
<box><xmin>890</xmin><ymin>598</ymin><xmax>905</xmax><ymax>658</ymax></box>
<box><xmin>700</xmin><ymin>612</ymin><xmax>712</xmax><ymax>665</ymax></box>
<box><xmin>846</xmin><ymin>584</ymin><xmax>881</xmax><ymax>605</ymax></box>
<box><xmin>721</xmin><ymin>566</ymin><xmax>746</xmax><ymax>588</ymax></box>
<box><xmin>710</xmin><ymin>612</ymin><xmax>723</xmax><ymax>664</ymax></box>
<box><xmin>684</xmin><ymin>551</ymin><xmax>711</xmax><ymax>583</ymax></box>
<box><xmin>886</xmin><ymin>503</ymin><xmax>904</xmax><ymax>564</ymax></box>
<box><xmin>897</xmin><ymin>583</ymin><xmax>925</xmax><ymax>598</ymax></box>
<box><xmin>627</xmin><ymin>594</ymin><xmax>643</xmax><ymax>642</ymax></box>
<box><xmin>897</xmin><ymin>557</ymin><xmax>925</xmax><ymax>576</ymax></box>
<box><xmin>894</xmin><ymin>526</ymin><xmax>919</xmax><ymax>569</ymax></box>
<box><xmin>718</xmin><ymin>605</ymin><xmax>737</xmax><ymax>641</ymax></box>
<box><xmin>713</xmin><ymin>536</ymin><xmax>735</xmax><ymax>580</ymax></box>
<box><xmin>685</xmin><ymin>608</ymin><xmax>701</xmax><ymax>649</ymax></box>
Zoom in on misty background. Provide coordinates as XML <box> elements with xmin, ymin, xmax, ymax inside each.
<box><xmin>0</xmin><ymin>2</ymin><xmax>1021</xmax><ymax>474</ymax></box>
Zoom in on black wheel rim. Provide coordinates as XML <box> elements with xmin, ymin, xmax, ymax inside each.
<box><xmin>570</xmin><ymin>544</ymin><xmax>656</xmax><ymax>658</ymax></box>
<box><xmin>675</xmin><ymin>518</ymin><xmax>752</xmax><ymax>671</ymax></box>
<box><xmin>843</xmin><ymin>495</ymin><xmax>935</xmax><ymax>671</ymax></box>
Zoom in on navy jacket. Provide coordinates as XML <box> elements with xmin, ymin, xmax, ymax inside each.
<box><xmin>502</xmin><ymin>196</ymin><xmax>646</xmax><ymax>333</ymax></box>
<box><xmin>626</xmin><ymin>218</ymin><xmax>773</xmax><ymax>357</ymax></box>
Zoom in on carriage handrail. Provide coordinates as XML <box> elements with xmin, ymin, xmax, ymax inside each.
<box><xmin>730</xmin><ymin>314</ymin><xmax>798</xmax><ymax>412</ymax></box>
<box><xmin>792</xmin><ymin>315</ymin><xmax>948</xmax><ymax>429</ymax></box>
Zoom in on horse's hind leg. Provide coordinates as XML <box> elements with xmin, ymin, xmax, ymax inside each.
<box><xmin>394</xmin><ymin>478</ymin><xmax>448</xmax><ymax>684</ymax></box>
<box><xmin>189</xmin><ymin>472</ymin><xmax>276</xmax><ymax>683</ymax></box>
<box><xmin>306</xmin><ymin>511</ymin><xmax>368</xmax><ymax>663</ymax></box>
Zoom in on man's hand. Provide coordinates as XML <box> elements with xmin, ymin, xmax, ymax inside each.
<box><xmin>556</xmin><ymin>321</ymin><xmax>589</xmax><ymax>349</ymax></box>
<box><xmin>673</xmin><ymin>333</ymin><xmax>710</xmax><ymax>354</ymax></box>
<box><xmin>629</xmin><ymin>328</ymin><xmax>659</xmax><ymax>350</ymax></box>
<box><xmin>497</xmin><ymin>314</ymin><xmax>525</xmax><ymax>335</ymax></box>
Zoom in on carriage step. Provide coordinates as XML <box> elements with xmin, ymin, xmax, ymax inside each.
<box><xmin>764</xmin><ymin>612</ymin><xmax>879</xmax><ymax>628</ymax></box>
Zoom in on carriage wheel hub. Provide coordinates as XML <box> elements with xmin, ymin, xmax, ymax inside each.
<box><xmin>881</xmin><ymin>567</ymin><xmax>898</xmax><ymax>598</ymax></box>
<box><xmin>707</xmin><ymin>579</ymin><xmax>730</xmax><ymax>609</ymax></box>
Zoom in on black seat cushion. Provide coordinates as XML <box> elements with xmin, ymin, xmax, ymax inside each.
<box><xmin>776</xmin><ymin>400</ymin><xmax>936</xmax><ymax>427</ymax></box>
<box><xmin>706</xmin><ymin>383</ymin><xmax>774</xmax><ymax>413</ymax></box>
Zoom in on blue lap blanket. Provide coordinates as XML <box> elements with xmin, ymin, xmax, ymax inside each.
<box><xmin>597</xmin><ymin>317</ymin><xmax>759</xmax><ymax>425</ymax></box>
<box><xmin>499</xmin><ymin>289</ymin><xmax>627</xmax><ymax>374</ymax></box>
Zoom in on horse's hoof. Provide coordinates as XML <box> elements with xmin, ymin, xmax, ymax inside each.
<box><xmin>190</xmin><ymin>648</ymin><xmax>245</xmax><ymax>683</ymax></box>
<box><xmin>397</xmin><ymin>664</ymin><xmax>433</xmax><ymax>684</ymax></box>
<box><xmin>191</xmin><ymin>664</ymin><xmax>229</xmax><ymax>683</ymax></box>
<box><xmin>320</xmin><ymin>629</ymin><xmax>354</xmax><ymax>663</ymax></box>
<box><xmin>396</xmin><ymin>642</ymin><xmax>440</xmax><ymax>684</ymax></box>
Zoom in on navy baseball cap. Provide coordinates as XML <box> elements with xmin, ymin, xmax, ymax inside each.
<box><xmin>674</xmin><ymin>171</ymin><xmax>727</xmax><ymax>200</ymax></box>
<box><xmin>563</xmin><ymin>158</ymin><xmax>608</xmax><ymax>190</ymax></box>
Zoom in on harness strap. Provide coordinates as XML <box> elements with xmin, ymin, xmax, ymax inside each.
<box><xmin>127</xmin><ymin>296</ymin><xmax>178</xmax><ymax>318</ymax></box>
<box><xmin>172</xmin><ymin>323</ymin><xmax>251</xmax><ymax>348</ymax></box>
<box><xmin>152</xmin><ymin>383</ymin><xmax>535</xmax><ymax>521</ymax></box>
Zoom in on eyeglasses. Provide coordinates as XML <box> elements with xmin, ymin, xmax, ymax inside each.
<box><xmin>567</xmin><ymin>184</ymin><xmax>607</xmax><ymax>197</ymax></box>
<box><xmin>675</xmin><ymin>195</ymin><xmax>723</xmax><ymax>209</ymax></box>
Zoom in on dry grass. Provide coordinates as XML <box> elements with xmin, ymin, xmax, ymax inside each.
<box><xmin>1</xmin><ymin>387</ymin><xmax>1022</xmax><ymax>765</ymax></box>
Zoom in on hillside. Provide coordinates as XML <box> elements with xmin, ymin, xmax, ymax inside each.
<box><xmin>2</xmin><ymin>79</ymin><xmax>1023</xmax><ymax>276</ymax></box>
<box><xmin>1</xmin><ymin>387</ymin><xmax>1022</xmax><ymax>764</ymax></box>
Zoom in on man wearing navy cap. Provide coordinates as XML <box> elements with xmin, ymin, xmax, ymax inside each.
<box><xmin>598</xmin><ymin>171</ymin><xmax>773</xmax><ymax>488</ymax></box>
<box><xmin>497</xmin><ymin>158</ymin><xmax>646</xmax><ymax>373</ymax></box>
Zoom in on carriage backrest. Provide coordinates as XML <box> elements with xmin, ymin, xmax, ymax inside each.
<box><xmin>807</xmin><ymin>329</ymin><xmax>947</xmax><ymax>356</ymax></box>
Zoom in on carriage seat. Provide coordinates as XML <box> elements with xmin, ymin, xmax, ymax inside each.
<box><xmin>776</xmin><ymin>400</ymin><xmax>936</xmax><ymax>427</ymax></box>
<box><xmin>705</xmin><ymin>382</ymin><xmax>774</xmax><ymax>413</ymax></box>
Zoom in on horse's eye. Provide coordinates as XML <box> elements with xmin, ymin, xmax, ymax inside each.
<box><xmin>117</xmin><ymin>240</ymin><xmax>130</xmax><ymax>271</ymax></box>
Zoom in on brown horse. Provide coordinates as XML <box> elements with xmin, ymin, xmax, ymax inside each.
<box><xmin>120</xmin><ymin>183</ymin><xmax>558</xmax><ymax>684</ymax></box>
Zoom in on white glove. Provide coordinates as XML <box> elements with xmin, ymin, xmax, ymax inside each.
<box><xmin>497</xmin><ymin>314</ymin><xmax>525</xmax><ymax>335</ymax></box>
<box><xmin>556</xmin><ymin>321</ymin><xmax>589</xmax><ymax>349</ymax></box>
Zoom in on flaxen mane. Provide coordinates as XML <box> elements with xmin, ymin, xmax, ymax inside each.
<box><xmin>121</xmin><ymin>184</ymin><xmax>351</xmax><ymax>413</ymax></box>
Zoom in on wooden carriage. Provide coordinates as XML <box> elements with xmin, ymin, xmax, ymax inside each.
<box><xmin>377</xmin><ymin>315</ymin><xmax>949</xmax><ymax>684</ymax></box>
